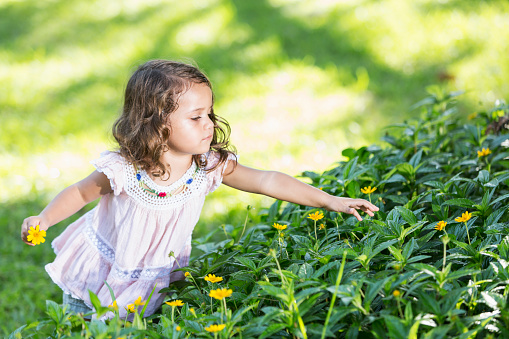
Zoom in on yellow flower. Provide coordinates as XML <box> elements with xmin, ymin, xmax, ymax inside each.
<box><xmin>393</xmin><ymin>290</ymin><xmax>401</xmax><ymax>298</ymax></box>
<box><xmin>477</xmin><ymin>148</ymin><xmax>492</xmax><ymax>157</ymax></box>
<box><xmin>455</xmin><ymin>211</ymin><xmax>472</xmax><ymax>223</ymax></box>
<box><xmin>205</xmin><ymin>324</ymin><xmax>226</xmax><ymax>332</ymax></box>
<box><xmin>272</xmin><ymin>223</ymin><xmax>287</xmax><ymax>230</ymax></box>
<box><xmin>361</xmin><ymin>186</ymin><xmax>377</xmax><ymax>194</ymax></box>
<box><xmin>435</xmin><ymin>221</ymin><xmax>447</xmax><ymax>231</ymax></box>
<box><xmin>318</xmin><ymin>223</ymin><xmax>326</xmax><ymax>230</ymax></box>
<box><xmin>176</xmin><ymin>325</ymin><xmax>181</xmax><ymax>331</ymax></box>
<box><xmin>134</xmin><ymin>296</ymin><xmax>145</xmax><ymax>307</ymax></box>
<box><xmin>189</xmin><ymin>307</ymin><xmax>196</xmax><ymax>317</ymax></box>
<box><xmin>165</xmin><ymin>300</ymin><xmax>184</xmax><ymax>307</ymax></box>
<box><xmin>209</xmin><ymin>288</ymin><xmax>233</xmax><ymax>300</ymax></box>
<box><xmin>125</xmin><ymin>304</ymin><xmax>136</xmax><ymax>313</ymax></box>
<box><xmin>204</xmin><ymin>274</ymin><xmax>223</xmax><ymax>283</ymax></box>
<box><xmin>307</xmin><ymin>211</ymin><xmax>324</xmax><ymax>221</ymax></box>
<box><xmin>185</xmin><ymin>272</ymin><xmax>191</xmax><ymax>278</ymax></box>
<box><xmin>27</xmin><ymin>225</ymin><xmax>46</xmax><ymax>245</ymax></box>
<box><xmin>108</xmin><ymin>300</ymin><xmax>118</xmax><ymax>311</ymax></box>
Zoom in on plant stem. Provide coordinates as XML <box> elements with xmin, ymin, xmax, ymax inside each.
<box><xmin>464</xmin><ymin>222</ymin><xmax>471</xmax><ymax>245</ymax></box>
<box><xmin>442</xmin><ymin>241</ymin><xmax>447</xmax><ymax>270</ymax></box>
<box><xmin>314</xmin><ymin>220</ymin><xmax>318</xmax><ymax>240</ymax></box>
<box><xmin>321</xmin><ymin>250</ymin><xmax>347</xmax><ymax>339</ymax></box>
<box><xmin>237</xmin><ymin>206</ymin><xmax>251</xmax><ymax>244</ymax></box>
<box><xmin>397</xmin><ymin>299</ymin><xmax>403</xmax><ymax>318</ymax></box>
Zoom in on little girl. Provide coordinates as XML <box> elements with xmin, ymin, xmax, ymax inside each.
<box><xmin>21</xmin><ymin>60</ymin><xmax>378</xmax><ymax>319</ymax></box>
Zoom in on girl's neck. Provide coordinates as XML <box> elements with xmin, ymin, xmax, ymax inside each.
<box><xmin>152</xmin><ymin>152</ymin><xmax>194</xmax><ymax>186</ymax></box>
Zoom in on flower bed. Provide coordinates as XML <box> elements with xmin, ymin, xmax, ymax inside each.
<box><xmin>11</xmin><ymin>91</ymin><xmax>509</xmax><ymax>338</ymax></box>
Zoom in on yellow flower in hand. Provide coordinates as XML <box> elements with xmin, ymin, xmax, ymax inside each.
<box><xmin>27</xmin><ymin>225</ymin><xmax>46</xmax><ymax>245</ymax></box>
<box><xmin>477</xmin><ymin>148</ymin><xmax>492</xmax><ymax>157</ymax></box>
<box><xmin>209</xmin><ymin>288</ymin><xmax>233</xmax><ymax>300</ymax></box>
<box><xmin>205</xmin><ymin>324</ymin><xmax>226</xmax><ymax>332</ymax></box>
<box><xmin>307</xmin><ymin>211</ymin><xmax>324</xmax><ymax>221</ymax></box>
<box><xmin>272</xmin><ymin>223</ymin><xmax>287</xmax><ymax>230</ymax></box>
<box><xmin>134</xmin><ymin>296</ymin><xmax>145</xmax><ymax>307</ymax></box>
<box><xmin>361</xmin><ymin>186</ymin><xmax>377</xmax><ymax>194</ymax></box>
<box><xmin>204</xmin><ymin>274</ymin><xmax>223</xmax><ymax>283</ymax></box>
<box><xmin>455</xmin><ymin>211</ymin><xmax>472</xmax><ymax>223</ymax></box>
<box><xmin>165</xmin><ymin>300</ymin><xmax>184</xmax><ymax>307</ymax></box>
<box><xmin>435</xmin><ymin>221</ymin><xmax>447</xmax><ymax>231</ymax></box>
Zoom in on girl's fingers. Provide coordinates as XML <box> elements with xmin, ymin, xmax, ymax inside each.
<box><xmin>21</xmin><ymin>218</ymin><xmax>38</xmax><ymax>246</ymax></box>
<box><xmin>351</xmin><ymin>209</ymin><xmax>362</xmax><ymax>221</ymax></box>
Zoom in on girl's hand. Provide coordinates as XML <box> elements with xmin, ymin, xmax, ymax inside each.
<box><xmin>21</xmin><ymin>216</ymin><xmax>48</xmax><ymax>246</ymax></box>
<box><xmin>326</xmin><ymin>197</ymin><xmax>379</xmax><ymax>221</ymax></box>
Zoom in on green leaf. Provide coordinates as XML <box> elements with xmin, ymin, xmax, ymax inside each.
<box><xmin>395</xmin><ymin>206</ymin><xmax>417</xmax><ymax>225</ymax></box>
<box><xmin>46</xmin><ymin>300</ymin><xmax>63</xmax><ymax>323</ymax></box>
<box><xmin>346</xmin><ymin>180</ymin><xmax>360</xmax><ymax>198</ymax></box>
<box><xmin>388</xmin><ymin>245</ymin><xmax>404</xmax><ymax>262</ymax></box>
<box><xmin>343</xmin><ymin>157</ymin><xmax>358</xmax><ymax>180</ymax></box>
<box><xmin>139</xmin><ymin>283</ymin><xmax>156</xmax><ymax>318</ymax></box>
<box><xmin>384</xmin><ymin>315</ymin><xmax>409</xmax><ymax>339</ymax></box>
<box><xmin>260</xmin><ymin>323</ymin><xmax>287</xmax><ymax>339</ymax></box>
<box><xmin>235</xmin><ymin>256</ymin><xmax>257</xmax><ymax>271</ymax></box>
<box><xmin>489</xmin><ymin>193</ymin><xmax>509</xmax><ymax>206</ymax></box>
<box><xmin>298</xmin><ymin>263</ymin><xmax>314</xmax><ymax>279</ymax></box>
<box><xmin>442</xmin><ymin>198</ymin><xmax>476</xmax><ymax>208</ymax></box>
<box><xmin>409</xmin><ymin>149</ymin><xmax>423</xmax><ymax>168</ymax></box>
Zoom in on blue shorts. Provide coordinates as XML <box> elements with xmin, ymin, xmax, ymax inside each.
<box><xmin>63</xmin><ymin>293</ymin><xmax>92</xmax><ymax>318</ymax></box>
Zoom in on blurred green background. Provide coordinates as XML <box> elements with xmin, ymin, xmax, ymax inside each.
<box><xmin>1</xmin><ymin>0</ymin><xmax>508</xmax><ymax>333</ymax></box>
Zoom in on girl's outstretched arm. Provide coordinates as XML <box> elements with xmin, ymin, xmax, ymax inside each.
<box><xmin>21</xmin><ymin>171</ymin><xmax>112</xmax><ymax>246</ymax></box>
<box><xmin>222</xmin><ymin>163</ymin><xmax>379</xmax><ymax>221</ymax></box>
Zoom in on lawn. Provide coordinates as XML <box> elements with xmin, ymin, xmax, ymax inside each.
<box><xmin>1</xmin><ymin>0</ymin><xmax>508</xmax><ymax>334</ymax></box>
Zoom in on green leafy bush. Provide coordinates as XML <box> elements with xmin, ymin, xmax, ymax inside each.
<box><xmin>11</xmin><ymin>91</ymin><xmax>509</xmax><ymax>338</ymax></box>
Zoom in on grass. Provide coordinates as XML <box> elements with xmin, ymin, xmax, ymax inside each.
<box><xmin>1</xmin><ymin>0</ymin><xmax>508</xmax><ymax>334</ymax></box>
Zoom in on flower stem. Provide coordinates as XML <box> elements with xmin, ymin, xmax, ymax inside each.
<box><xmin>237</xmin><ymin>205</ymin><xmax>251</xmax><ymax>244</ymax></box>
<box><xmin>397</xmin><ymin>298</ymin><xmax>403</xmax><ymax>318</ymax></box>
<box><xmin>321</xmin><ymin>250</ymin><xmax>347</xmax><ymax>339</ymax></box>
<box><xmin>314</xmin><ymin>220</ymin><xmax>317</xmax><ymax>240</ymax></box>
<box><xmin>464</xmin><ymin>221</ymin><xmax>471</xmax><ymax>245</ymax></box>
<box><xmin>442</xmin><ymin>241</ymin><xmax>447</xmax><ymax>270</ymax></box>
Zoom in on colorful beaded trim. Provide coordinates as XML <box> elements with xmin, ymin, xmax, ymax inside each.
<box><xmin>134</xmin><ymin>164</ymin><xmax>199</xmax><ymax>198</ymax></box>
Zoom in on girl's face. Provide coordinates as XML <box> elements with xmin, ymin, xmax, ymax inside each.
<box><xmin>166</xmin><ymin>83</ymin><xmax>215</xmax><ymax>158</ymax></box>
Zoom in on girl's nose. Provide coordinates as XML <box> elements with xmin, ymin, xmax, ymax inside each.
<box><xmin>205</xmin><ymin>116</ymin><xmax>214</xmax><ymax>130</ymax></box>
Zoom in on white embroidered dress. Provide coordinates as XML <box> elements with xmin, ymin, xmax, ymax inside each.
<box><xmin>45</xmin><ymin>151</ymin><xmax>234</xmax><ymax>319</ymax></box>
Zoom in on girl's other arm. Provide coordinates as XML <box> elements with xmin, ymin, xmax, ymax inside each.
<box><xmin>222</xmin><ymin>163</ymin><xmax>378</xmax><ymax>221</ymax></box>
<box><xmin>21</xmin><ymin>171</ymin><xmax>112</xmax><ymax>246</ymax></box>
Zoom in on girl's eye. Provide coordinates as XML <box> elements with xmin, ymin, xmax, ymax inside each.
<box><xmin>191</xmin><ymin>116</ymin><xmax>201</xmax><ymax>121</ymax></box>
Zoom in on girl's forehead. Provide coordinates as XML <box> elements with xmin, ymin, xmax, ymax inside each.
<box><xmin>178</xmin><ymin>83</ymin><xmax>212</xmax><ymax>106</ymax></box>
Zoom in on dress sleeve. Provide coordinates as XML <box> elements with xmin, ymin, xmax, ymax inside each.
<box><xmin>89</xmin><ymin>151</ymin><xmax>125</xmax><ymax>196</ymax></box>
<box><xmin>205</xmin><ymin>151</ymin><xmax>237</xmax><ymax>194</ymax></box>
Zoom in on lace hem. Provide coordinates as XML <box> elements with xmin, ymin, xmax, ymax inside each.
<box><xmin>83</xmin><ymin>223</ymin><xmax>178</xmax><ymax>281</ymax></box>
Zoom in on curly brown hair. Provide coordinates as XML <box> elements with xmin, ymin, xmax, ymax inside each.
<box><xmin>112</xmin><ymin>60</ymin><xmax>236</xmax><ymax>178</ymax></box>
